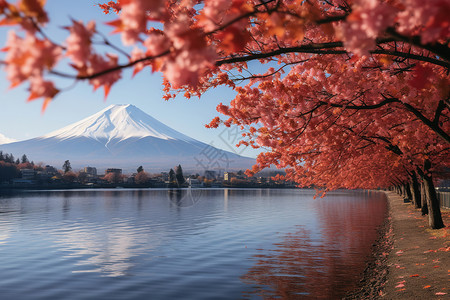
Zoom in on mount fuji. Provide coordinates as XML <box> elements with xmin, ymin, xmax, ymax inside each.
<box><xmin>0</xmin><ymin>104</ymin><xmax>255</xmax><ymax>172</ymax></box>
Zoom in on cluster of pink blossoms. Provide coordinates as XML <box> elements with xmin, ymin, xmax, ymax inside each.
<box><xmin>118</xmin><ymin>0</ymin><xmax>165</xmax><ymax>45</ymax></box>
<box><xmin>4</xmin><ymin>31</ymin><xmax>61</xmax><ymax>102</ymax></box>
<box><xmin>0</xmin><ymin>0</ymin><xmax>448</xmax><ymax>108</ymax></box>
<box><xmin>339</xmin><ymin>0</ymin><xmax>396</xmax><ymax>56</ymax></box>
<box><xmin>65</xmin><ymin>20</ymin><xmax>96</xmax><ymax>67</ymax></box>
<box><xmin>396</xmin><ymin>0</ymin><xmax>450</xmax><ymax>44</ymax></box>
<box><xmin>64</xmin><ymin>19</ymin><xmax>121</xmax><ymax>97</ymax></box>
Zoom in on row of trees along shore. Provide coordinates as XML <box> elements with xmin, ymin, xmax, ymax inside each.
<box><xmin>0</xmin><ymin>1</ymin><xmax>448</xmax><ymax>228</ymax></box>
<box><xmin>0</xmin><ymin>151</ymin><xmax>33</xmax><ymax>182</ymax></box>
<box><xmin>0</xmin><ymin>155</ymin><xmax>152</xmax><ymax>185</ymax></box>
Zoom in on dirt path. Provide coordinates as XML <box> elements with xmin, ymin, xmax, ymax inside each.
<box><xmin>383</xmin><ymin>191</ymin><xmax>450</xmax><ymax>299</ymax></box>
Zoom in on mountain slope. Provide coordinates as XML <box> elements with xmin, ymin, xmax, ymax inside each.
<box><xmin>0</xmin><ymin>133</ymin><xmax>16</xmax><ymax>145</ymax></box>
<box><xmin>43</xmin><ymin>104</ymin><xmax>197</xmax><ymax>143</ymax></box>
<box><xmin>0</xmin><ymin>104</ymin><xmax>255</xmax><ymax>172</ymax></box>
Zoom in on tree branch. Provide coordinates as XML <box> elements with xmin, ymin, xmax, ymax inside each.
<box><xmin>49</xmin><ymin>50</ymin><xmax>171</xmax><ymax>80</ymax></box>
<box><xmin>400</xmin><ymin>101</ymin><xmax>450</xmax><ymax>144</ymax></box>
<box><xmin>230</xmin><ymin>60</ymin><xmax>308</xmax><ymax>82</ymax></box>
<box><xmin>433</xmin><ymin>99</ymin><xmax>448</xmax><ymax>125</ymax></box>
<box><xmin>319</xmin><ymin>97</ymin><xmax>399</xmax><ymax>110</ymax></box>
<box><xmin>216</xmin><ymin>43</ymin><xmax>347</xmax><ymax>66</ymax></box>
<box><xmin>386</xmin><ymin>27</ymin><xmax>450</xmax><ymax>62</ymax></box>
<box><xmin>217</xmin><ymin>44</ymin><xmax>449</xmax><ymax>68</ymax></box>
<box><xmin>316</xmin><ymin>15</ymin><xmax>347</xmax><ymax>24</ymax></box>
<box><xmin>320</xmin><ymin>96</ymin><xmax>450</xmax><ymax>144</ymax></box>
<box><xmin>371</xmin><ymin>49</ymin><xmax>449</xmax><ymax>68</ymax></box>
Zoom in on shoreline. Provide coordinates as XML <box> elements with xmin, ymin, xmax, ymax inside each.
<box><xmin>345</xmin><ymin>191</ymin><xmax>450</xmax><ymax>299</ymax></box>
<box><xmin>343</xmin><ymin>191</ymin><xmax>394</xmax><ymax>299</ymax></box>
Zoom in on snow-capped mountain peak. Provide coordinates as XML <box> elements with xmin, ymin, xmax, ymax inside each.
<box><xmin>0</xmin><ymin>104</ymin><xmax>255</xmax><ymax>172</ymax></box>
<box><xmin>43</xmin><ymin>104</ymin><xmax>194</xmax><ymax>143</ymax></box>
<box><xmin>0</xmin><ymin>133</ymin><xmax>17</xmax><ymax>145</ymax></box>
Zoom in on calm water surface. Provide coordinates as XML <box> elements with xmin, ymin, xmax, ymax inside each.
<box><xmin>0</xmin><ymin>188</ymin><xmax>387</xmax><ymax>299</ymax></box>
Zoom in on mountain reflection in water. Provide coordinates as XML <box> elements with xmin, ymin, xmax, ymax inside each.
<box><xmin>0</xmin><ymin>189</ymin><xmax>387</xmax><ymax>299</ymax></box>
<box><xmin>42</xmin><ymin>190</ymin><xmax>170</xmax><ymax>277</ymax></box>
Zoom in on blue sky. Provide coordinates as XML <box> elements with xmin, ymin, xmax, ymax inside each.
<box><xmin>0</xmin><ymin>1</ymin><xmax>261</xmax><ymax>159</ymax></box>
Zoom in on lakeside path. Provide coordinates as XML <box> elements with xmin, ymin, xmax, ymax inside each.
<box><xmin>383</xmin><ymin>191</ymin><xmax>450</xmax><ymax>299</ymax></box>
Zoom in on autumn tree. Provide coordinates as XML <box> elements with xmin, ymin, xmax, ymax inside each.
<box><xmin>17</xmin><ymin>162</ymin><xmax>34</xmax><ymax>170</ymax></box>
<box><xmin>62</xmin><ymin>171</ymin><xmax>77</xmax><ymax>183</ymax></box>
<box><xmin>0</xmin><ymin>1</ymin><xmax>446</xmax><ymax>118</ymax></box>
<box><xmin>135</xmin><ymin>171</ymin><xmax>150</xmax><ymax>185</ymax></box>
<box><xmin>103</xmin><ymin>172</ymin><xmax>123</xmax><ymax>184</ymax></box>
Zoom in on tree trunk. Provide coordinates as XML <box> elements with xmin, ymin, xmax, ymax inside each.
<box><xmin>410</xmin><ymin>171</ymin><xmax>421</xmax><ymax>209</ymax></box>
<box><xmin>409</xmin><ymin>182</ymin><xmax>416</xmax><ymax>207</ymax></box>
<box><xmin>423</xmin><ymin>176</ymin><xmax>445</xmax><ymax>229</ymax></box>
<box><xmin>422</xmin><ymin>160</ymin><xmax>445</xmax><ymax>229</ymax></box>
<box><xmin>405</xmin><ymin>182</ymin><xmax>412</xmax><ymax>201</ymax></box>
<box><xmin>420</xmin><ymin>180</ymin><xmax>428</xmax><ymax>215</ymax></box>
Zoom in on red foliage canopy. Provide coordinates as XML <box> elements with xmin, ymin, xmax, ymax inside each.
<box><xmin>0</xmin><ymin>0</ymin><xmax>448</xmax><ymax>191</ymax></box>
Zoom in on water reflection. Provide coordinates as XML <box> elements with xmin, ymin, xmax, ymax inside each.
<box><xmin>168</xmin><ymin>189</ymin><xmax>195</xmax><ymax>207</ymax></box>
<box><xmin>167</xmin><ymin>188</ymin><xmax>212</xmax><ymax>208</ymax></box>
<box><xmin>0</xmin><ymin>191</ymin><xmax>174</xmax><ymax>278</ymax></box>
<box><xmin>242</xmin><ymin>226</ymin><xmax>327</xmax><ymax>299</ymax></box>
<box><xmin>52</xmin><ymin>219</ymin><xmax>166</xmax><ymax>277</ymax></box>
<box><xmin>242</xmin><ymin>191</ymin><xmax>387</xmax><ymax>299</ymax></box>
<box><xmin>0</xmin><ymin>189</ymin><xmax>388</xmax><ymax>299</ymax></box>
<box><xmin>0</xmin><ymin>199</ymin><xmax>13</xmax><ymax>245</ymax></box>
<box><xmin>0</xmin><ymin>225</ymin><xmax>11</xmax><ymax>245</ymax></box>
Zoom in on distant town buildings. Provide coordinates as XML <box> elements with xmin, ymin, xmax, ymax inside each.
<box><xmin>105</xmin><ymin>168</ymin><xmax>122</xmax><ymax>176</ymax></box>
<box><xmin>84</xmin><ymin>167</ymin><xmax>97</xmax><ymax>176</ymax></box>
<box><xmin>43</xmin><ymin>165</ymin><xmax>58</xmax><ymax>175</ymax></box>
<box><xmin>1</xmin><ymin>158</ymin><xmax>293</xmax><ymax>189</ymax></box>
<box><xmin>160</xmin><ymin>172</ymin><xmax>169</xmax><ymax>181</ymax></box>
<box><xmin>20</xmin><ymin>169</ymin><xmax>36</xmax><ymax>180</ymax></box>
<box><xmin>186</xmin><ymin>178</ymin><xmax>202</xmax><ymax>187</ymax></box>
<box><xmin>224</xmin><ymin>172</ymin><xmax>236</xmax><ymax>181</ymax></box>
<box><xmin>204</xmin><ymin>170</ymin><xmax>217</xmax><ymax>180</ymax></box>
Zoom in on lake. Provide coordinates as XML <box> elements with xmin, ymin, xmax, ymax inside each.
<box><xmin>0</xmin><ymin>188</ymin><xmax>387</xmax><ymax>299</ymax></box>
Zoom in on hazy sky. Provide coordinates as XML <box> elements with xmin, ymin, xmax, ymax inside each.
<box><xmin>0</xmin><ymin>1</ymin><xmax>261</xmax><ymax>159</ymax></box>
